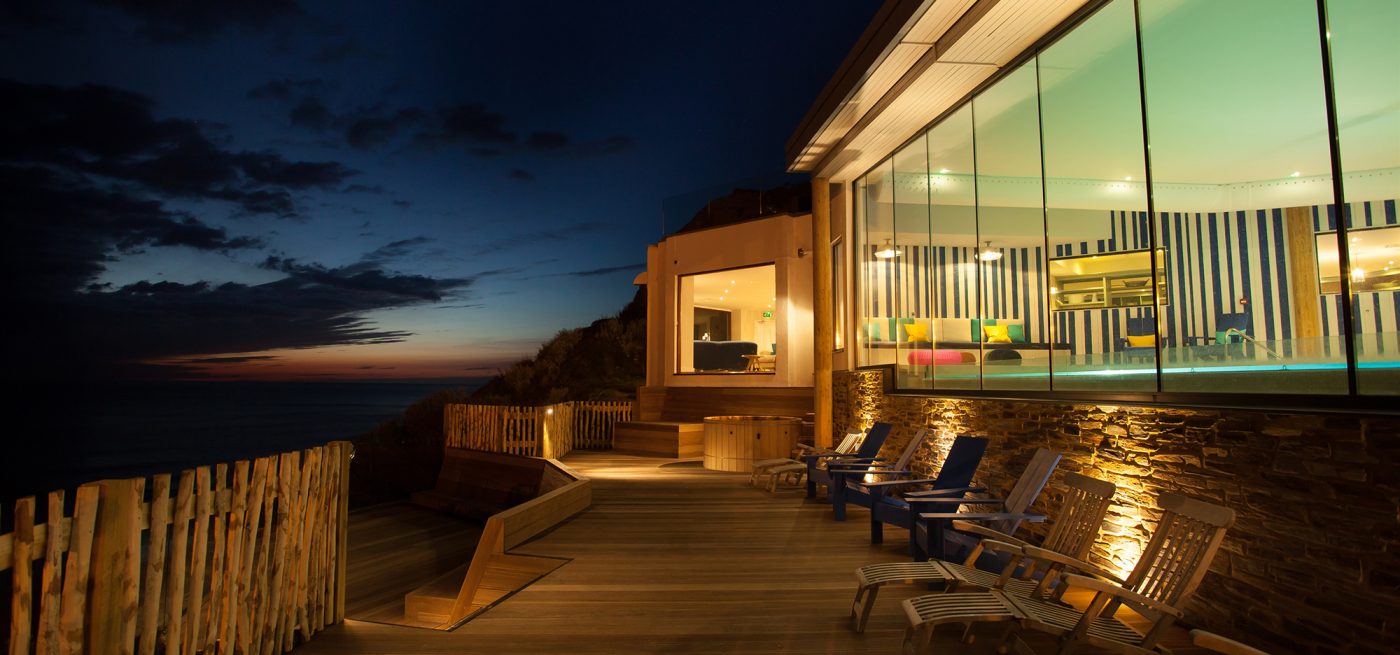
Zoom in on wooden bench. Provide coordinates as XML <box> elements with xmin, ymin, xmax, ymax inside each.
<box><xmin>612</xmin><ymin>421</ymin><xmax>704</xmax><ymax>458</ymax></box>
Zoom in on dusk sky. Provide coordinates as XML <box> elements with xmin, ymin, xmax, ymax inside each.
<box><xmin>3</xmin><ymin>0</ymin><xmax>878</xmax><ymax>382</ymax></box>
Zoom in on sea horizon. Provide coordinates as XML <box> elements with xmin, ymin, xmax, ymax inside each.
<box><xmin>6</xmin><ymin>378</ymin><xmax>491</xmax><ymax>502</ymax></box>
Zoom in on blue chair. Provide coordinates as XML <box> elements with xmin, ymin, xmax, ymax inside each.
<box><xmin>861</xmin><ymin>436</ymin><xmax>989</xmax><ymax>552</ymax></box>
<box><xmin>908</xmin><ymin>447</ymin><xmax>1061</xmax><ymax>563</ymax></box>
<box><xmin>826</xmin><ymin>428</ymin><xmax>930</xmax><ymax>521</ymax></box>
<box><xmin>802</xmin><ymin>422</ymin><xmax>893</xmax><ymax>498</ymax></box>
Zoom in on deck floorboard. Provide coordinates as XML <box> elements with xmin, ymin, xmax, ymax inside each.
<box><xmin>309</xmin><ymin>452</ymin><xmax>1202</xmax><ymax>654</ymax></box>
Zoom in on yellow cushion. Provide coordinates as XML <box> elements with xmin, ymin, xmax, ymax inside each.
<box><xmin>983</xmin><ymin>325</ymin><xmax>1011</xmax><ymax>343</ymax></box>
<box><xmin>904</xmin><ymin>322</ymin><xmax>930</xmax><ymax>342</ymax></box>
<box><xmin>1126</xmin><ymin>334</ymin><xmax>1156</xmax><ymax>348</ymax></box>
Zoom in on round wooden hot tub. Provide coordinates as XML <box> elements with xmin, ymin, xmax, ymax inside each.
<box><xmin>702</xmin><ymin>415</ymin><xmax>803</xmax><ymax>472</ymax></box>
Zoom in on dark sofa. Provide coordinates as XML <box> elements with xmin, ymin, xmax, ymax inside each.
<box><xmin>693</xmin><ymin>340</ymin><xmax>757</xmax><ymax>371</ymax></box>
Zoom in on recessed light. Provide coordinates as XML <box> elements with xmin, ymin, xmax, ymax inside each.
<box><xmin>1352</xmin><ymin>236</ymin><xmax>1361</xmax><ymax>242</ymax></box>
<box><xmin>1124</xmin><ymin>176</ymin><xmax>1132</xmax><ymax>181</ymax></box>
<box><xmin>1290</xmin><ymin>171</ymin><xmax>1301</xmax><ymax>178</ymax></box>
<box><xmin>938</xmin><ymin>168</ymin><xmax>950</xmax><ymax>174</ymax></box>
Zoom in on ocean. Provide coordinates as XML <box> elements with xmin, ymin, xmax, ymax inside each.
<box><xmin>6</xmin><ymin>379</ymin><xmax>487</xmax><ymax>501</ymax></box>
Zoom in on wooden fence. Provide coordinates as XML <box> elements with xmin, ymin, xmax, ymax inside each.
<box><xmin>443</xmin><ymin>401</ymin><xmax>632</xmax><ymax>458</ymax></box>
<box><xmin>1</xmin><ymin>441</ymin><xmax>353</xmax><ymax>655</ymax></box>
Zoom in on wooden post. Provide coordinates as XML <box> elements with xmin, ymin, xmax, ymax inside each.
<box><xmin>812</xmin><ymin>177</ymin><xmax>834</xmax><ymax>449</ymax></box>
<box><xmin>1285</xmin><ymin>206</ymin><xmax>1323</xmax><ymax>352</ymax></box>
<box><xmin>87</xmin><ymin>478</ymin><xmax>143</xmax><ymax>655</ymax></box>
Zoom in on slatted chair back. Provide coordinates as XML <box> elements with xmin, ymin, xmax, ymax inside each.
<box><xmin>833</xmin><ymin>429</ymin><xmax>864</xmax><ymax>455</ymax></box>
<box><xmin>929</xmin><ymin>435</ymin><xmax>988</xmax><ymax>489</ymax></box>
<box><xmin>1039</xmin><ymin>472</ymin><xmax>1116</xmax><ymax>560</ymax></box>
<box><xmin>849</xmin><ymin>422</ymin><xmax>893</xmax><ymax>461</ymax></box>
<box><xmin>984</xmin><ymin>448</ymin><xmax>1062</xmax><ymax>536</ymax></box>
<box><xmin>1124</xmin><ymin>492</ymin><xmax>1235</xmax><ymax>610</ymax></box>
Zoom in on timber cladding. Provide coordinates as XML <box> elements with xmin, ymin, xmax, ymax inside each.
<box><xmin>1</xmin><ymin>441</ymin><xmax>354</xmax><ymax>655</ymax></box>
<box><xmin>832</xmin><ymin>368</ymin><xmax>1400</xmax><ymax>655</ymax></box>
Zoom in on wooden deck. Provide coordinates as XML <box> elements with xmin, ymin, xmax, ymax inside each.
<box><xmin>308</xmin><ymin>452</ymin><xmax>1202</xmax><ymax>654</ymax></box>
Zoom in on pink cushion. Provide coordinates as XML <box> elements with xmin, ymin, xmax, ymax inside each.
<box><xmin>907</xmin><ymin>349</ymin><xmax>968</xmax><ymax>366</ymax></box>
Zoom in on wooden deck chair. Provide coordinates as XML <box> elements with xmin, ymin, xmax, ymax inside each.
<box><xmin>800</xmin><ymin>422</ymin><xmax>894</xmax><ymax>497</ymax></box>
<box><xmin>902</xmin><ymin>492</ymin><xmax>1236</xmax><ymax>655</ymax></box>
<box><xmin>824</xmin><ymin>428</ymin><xmax>929</xmax><ymax>521</ymax></box>
<box><xmin>862</xmin><ymin>436</ymin><xmax>989</xmax><ymax>548</ymax></box>
<box><xmin>749</xmin><ymin>427</ymin><xmax>863</xmax><ymax>488</ymax></box>
<box><xmin>848</xmin><ymin>471</ymin><xmax>1113</xmax><ymax>633</ymax></box>
<box><xmin>907</xmin><ymin>448</ymin><xmax>1062</xmax><ymax>562</ymax></box>
<box><xmin>758</xmin><ymin>422</ymin><xmax>892</xmax><ymax>494</ymax></box>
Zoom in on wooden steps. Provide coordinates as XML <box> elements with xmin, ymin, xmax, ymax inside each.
<box><xmin>613</xmin><ymin>421</ymin><xmax>704</xmax><ymax>458</ymax></box>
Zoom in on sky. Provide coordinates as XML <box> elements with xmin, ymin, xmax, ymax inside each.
<box><xmin>1</xmin><ymin>0</ymin><xmax>879</xmax><ymax>383</ymax></box>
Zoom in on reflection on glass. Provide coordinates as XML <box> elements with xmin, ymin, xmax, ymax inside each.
<box><xmin>1040</xmin><ymin>0</ymin><xmax>1156</xmax><ymax>391</ymax></box>
<box><xmin>676</xmin><ymin>264</ymin><xmax>777</xmax><ymax>374</ymax></box>
<box><xmin>973</xmin><ymin>61</ymin><xmax>1049</xmax><ymax>391</ymax></box>
<box><xmin>893</xmin><ymin>136</ymin><xmax>932</xmax><ymax>389</ymax></box>
<box><xmin>926</xmin><ymin>106</ymin><xmax>981</xmax><ymax>390</ymax></box>
<box><xmin>833</xmin><ymin>237</ymin><xmax>847</xmax><ymax>351</ymax></box>
<box><xmin>1328</xmin><ymin>0</ymin><xmax>1400</xmax><ymax>395</ymax></box>
<box><xmin>1141</xmin><ymin>0</ymin><xmax>1345</xmax><ymax>394</ymax></box>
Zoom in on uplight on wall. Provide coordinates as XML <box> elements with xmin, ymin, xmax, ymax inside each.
<box><xmin>875</xmin><ymin>239</ymin><xmax>899</xmax><ymax>259</ymax></box>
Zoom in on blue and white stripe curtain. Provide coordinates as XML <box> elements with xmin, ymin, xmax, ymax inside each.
<box><xmin>864</xmin><ymin>199</ymin><xmax>1399</xmax><ymax>354</ymax></box>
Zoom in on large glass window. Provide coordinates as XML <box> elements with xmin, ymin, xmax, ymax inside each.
<box><xmin>676</xmin><ymin>264</ymin><xmax>777</xmax><ymax>374</ymax></box>
<box><xmin>1140</xmin><ymin>0</ymin><xmax>1345</xmax><ymax>394</ymax></box>
<box><xmin>1040</xmin><ymin>0</ymin><xmax>1157</xmax><ymax>392</ymax></box>
<box><xmin>973</xmin><ymin>62</ymin><xmax>1049</xmax><ymax>391</ymax></box>
<box><xmin>847</xmin><ymin>0</ymin><xmax>1388</xmax><ymax>403</ymax></box>
<box><xmin>1327</xmin><ymin>0</ymin><xmax>1400</xmax><ymax>395</ymax></box>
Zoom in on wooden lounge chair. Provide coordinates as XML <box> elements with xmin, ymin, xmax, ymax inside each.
<box><xmin>907</xmin><ymin>448</ymin><xmax>1062</xmax><ymax>562</ymax></box>
<box><xmin>749</xmin><ymin>427</ymin><xmax>863</xmax><ymax>488</ymax></box>
<box><xmin>784</xmin><ymin>425</ymin><xmax>890</xmax><ymax>495</ymax></box>
<box><xmin>902</xmin><ymin>492</ymin><xmax>1236</xmax><ymax>655</ymax></box>
<box><xmin>862</xmin><ymin>436</ymin><xmax>989</xmax><ymax>548</ymax></box>
<box><xmin>825</xmin><ymin>428</ymin><xmax>929</xmax><ymax>521</ymax></box>
<box><xmin>848</xmin><ymin>471</ymin><xmax>1113</xmax><ymax>633</ymax></box>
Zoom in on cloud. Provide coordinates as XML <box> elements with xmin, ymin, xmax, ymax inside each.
<box><xmin>313</xmin><ymin>39</ymin><xmax>374</xmax><ymax>64</ymax></box>
<box><xmin>343</xmin><ymin>184</ymin><xmax>385</xmax><ymax>194</ymax></box>
<box><xmin>1</xmin><ymin>78</ymin><xmax>357</xmax><ymax>219</ymax></box>
<box><xmin>342</xmin><ymin>106</ymin><xmax>427</xmax><ymax>149</ymax></box>
<box><xmin>508</xmin><ymin>169</ymin><xmax>535</xmax><ymax>182</ymax></box>
<box><xmin>392</xmin><ymin>199</ymin><xmax>413</xmax><ymax>209</ymax></box>
<box><xmin>359</xmin><ymin>236</ymin><xmax>434</xmax><ymax>266</ymax></box>
<box><xmin>246</xmin><ymin>78</ymin><xmax>329</xmax><ymax>101</ymax></box>
<box><xmin>414</xmin><ymin>103</ymin><xmax>516</xmax><ymax>148</ymax></box>
<box><xmin>87</xmin><ymin>0</ymin><xmax>306</xmax><ymax>43</ymax></box>
<box><xmin>179</xmin><ymin>355</ymin><xmax>280</xmax><ymax>365</ymax></box>
<box><xmin>289</xmin><ymin>97</ymin><xmax>332</xmax><ymax>129</ymax></box>
<box><xmin>552</xmin><ymin>263</ymin><xmax>645</xmax><ymax>278</ymax></box>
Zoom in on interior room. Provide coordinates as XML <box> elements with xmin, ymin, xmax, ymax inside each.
<box><xmin>677</xmin><ymin>264</ymin><xmax>778</xmax><ymax>373</ymax></box>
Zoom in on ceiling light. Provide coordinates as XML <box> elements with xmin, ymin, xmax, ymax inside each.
<box><xmin>978</xmin><ymin>241</ymin><xmax>1002</xmax><ymax>262</ymax></box>
<box><xmin>1351</xmin><ymin>268</ymin><xmax>1365</xmax><ymax>282</ymax></box>
<box><xmin>1352</xmin><ymin>236</ymin><xmax>1361</xmax><ymax>242</ymax></box>
<box><xmin>1290</xmin><ymin>171</ymin><xmax>1301</xmax><ymax>178</ymax></box>
<box><xmin>938</xmin><ymin>168</ymin><xmax>950</xmax><ymax>174</ymax></box>
<box><xmin>875</xmin><ymin>239</ymin><xmax>899</xmax><ymax>259</ymax></box>
<box><xmin>1124</xmin><ymin>176</ymin><xmax>1132</xmax><ymax>181</ymax></box>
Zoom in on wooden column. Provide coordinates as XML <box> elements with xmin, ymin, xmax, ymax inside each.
<box><xmin>812</xmin><ymin>178</ymin><xmax>834</xmax><ymax>449</ymax></box>
<box><xmin>1285</xmin><ymin>206</ymin><xmax>1323</xmax><ymax>353</ymax></box>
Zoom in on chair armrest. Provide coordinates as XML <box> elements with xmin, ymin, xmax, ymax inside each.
<box><xmin>905</xmin><ymin>497</ymin><xmax>1005</xmax><ymax>505</ymax></box>
<box><xmin>978</xmin><ymin>538</ymin><xmax>1032</xmax><ymax>555</ymax></box>
<box><xmin>841</xmin><ymin>470</ymin><xmax>913</xmax><ymax>479</ymax></box>
<box><xmin>1189</xmin><ymin>630</ymin><xmax>1271</xmax><ymax>655</ymax></box>
<box><xmin>917</xmin><ymin>511</ymin><xmax>1047</xmax><ymax>523</ymax></box>
<box><xmin>860</xmin><ymin>477</ymin><xmax>941</xmax><ymax>489</ymax></box>
<box><xmin>949</xmin><ymin>520</ymin><xmax>1023</xmax><ymax>545</ymax></box>
<box><xmin>1061</xmin><ymin>574</ymin><xmax>1184</xmax><ymax>619</ymax></box>
<box><xmin>904</xmin><ymin>486</ymin><xmax>986</xmax><ymax>498</ymax></box>
<box><xmin>1021</xmin><ymin>545</ymin><xmax>1125</xmax><ymax>585</ymax></box>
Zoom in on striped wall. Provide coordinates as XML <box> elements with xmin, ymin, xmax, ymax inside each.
<box><xmin>863</xmin><ymin>199</ymin><xmax>1399</xmax><ymax>355</ymax></box>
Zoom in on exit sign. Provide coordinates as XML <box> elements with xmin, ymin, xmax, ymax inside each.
<box><xmin>762</xmin><ymin>311</ymin><xmax>773</xmax><ymax>318</ymax></box>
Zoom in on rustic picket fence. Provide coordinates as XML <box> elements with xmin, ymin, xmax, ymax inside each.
<box><xmin>443</xmin><ymin>401</ymin><xmax>632</xmax><ymax>458</ymax></box>
<box><xmin>1</xmin><ymin>441</ymin><xmax>353</xmax><ymax>655</ymax></box>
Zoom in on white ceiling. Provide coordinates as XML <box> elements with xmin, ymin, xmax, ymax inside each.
<box><xmin>689</xmin><ymin>265</ymin><xmax>776</xmax><ymax>314</ymax></box>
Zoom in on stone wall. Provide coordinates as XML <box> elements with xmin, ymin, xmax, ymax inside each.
<box><xmin>833</xmin><ymin>368</ymin><xmax>1399</xmax><ymax>655</ymax></box>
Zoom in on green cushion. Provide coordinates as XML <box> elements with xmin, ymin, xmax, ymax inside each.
<box><xmin>1007</xmin><ymin>324</ymin><xmax>1026</xmax><ymax>343</ymax></box>
<box><xmin>970</xmin><ymin>318</ymin><xmax>997</xmax><ymax>342</ymax></box>
<box><xmin>865</xmin><ymin>322</ymin><xmax>883</xmax><ymax>341</ymax></box>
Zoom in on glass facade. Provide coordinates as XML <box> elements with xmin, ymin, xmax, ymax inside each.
<box><xmin>852</xmin><ymin>0</ymin><xmax>1398</xmax><ymax>399</ymax></box>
